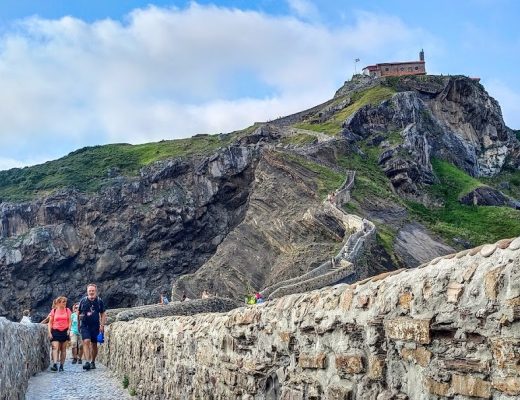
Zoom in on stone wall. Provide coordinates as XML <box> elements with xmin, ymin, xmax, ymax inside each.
<box><xmin>0</xmin><ymin>318</ymin><xmax>49</xmax><ymax>399</ymax></box>
<box><xmin>100</xmin><ymin>236</ymin><xmax>520</xmax><ymax>399</ymax></box>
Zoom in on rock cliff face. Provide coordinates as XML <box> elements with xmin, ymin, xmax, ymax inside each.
<box><xmin>99</xmin><ymin>236</ymin><xmax>520</xmax><ymax>399</ymax></box>
<box><xmin>0</xmin><ymin>145</ymin><xmax>259</xmax><ymax>320</ymax></box>
<box><xmin>343</xmin><ymin>76</ymin><xmax>519</xmax><ymax>199</ymax></box>
<box><xmin>0</xmin><ymin>75</ymin><xmax>518</xmax><ymax>320</ymax></box>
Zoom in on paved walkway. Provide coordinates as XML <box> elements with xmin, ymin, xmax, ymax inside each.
<box><xmin>26</xmin><ymin>351</ymin><xmax>131</xmax><ymax>400</ymax></box>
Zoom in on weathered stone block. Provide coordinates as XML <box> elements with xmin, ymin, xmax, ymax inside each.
<box><xmin>442</xmin><ymin>358</ymin><xmax>489</xmax><ymax>373</ymax></box>
<box><xmin>446</xmin><ymin>282</ymin><xmax>464</xmax><ymax>303</ymax></box>
<box><xmin>326</xmin><ymin>384</ymin><xmax>353</xmax><ymax>400</ymax></box>
<box><xmin>451</xmin><ymin>374</ymin><xmax>491</xmax><ymax>398</ymax></box>
<box><xmin>368</xmin><ymin>355</ymin><xmax>385</xmax><ymax>380</ymax></box>
<box><xmin>424</xmin><ymin>377</ymin><xmax>450</xmax><ymax>397</ymax></box>
<box><xmin>490</xmin><ymin>337</ymin><xmax>520</xmax><ymax>373</ymax></box>
<box><xmin>279</xmin><ymin>331</ymin><xmax>292</xmax><ymax>343</ymax></box>
<box><xmin>385</xmin><ymin>317</ymin><xmax>431</xmax><ymax>344</ymax></box>
<box><xmin>400</xmin><ymin>346</ymin><xmax>431</xmax><ymax>367</ymax></box>
<box><xmin>398</xmin><ymin>291</ymin><xmax>413</xmax><ymax>310</ymax></box>
<box><xmin>339</xmin><ymin>287</ymin><xmax>354</xmax><ymax>311</ymax></box>
<box><xmin>356</xmin><ymin>294</ymin><xmax>370</xmax><ymax>309</ymax></box>
<box><xmin>493</xmin><ymin>376</ymin><xmax>520</xmax><ymax>396</ymax></box>
<box><xmin>335</xmin><ymin>353</ymin><xmax>365</xmax><ymax>374</ymax></box>
<box><xmin>485</xmin><ymin>266</ymin><xmax>504</xmax><ymax>300</ymax></box>
<box><xmin>510</xmin><ymin>236</ymin><xmax>520</xmax><ymax>250</ymax></box>
<box><xmin>497</xmin><ymin>238</ymin><xmax>514</xmax><ymax>249</ymax></box>
<box><xmin>462</xmin><ymin>263</ymin><xmax>478</xmax><ymax>282</ymax></box>
<box><xmin>299</xmin><ymin>353</ymin><xmax>327</xmax><ymax>369</ymax></box>
<box><xmin>480</xmin><ymin>244</ymin><xmax>497</xmax><ymax>257</ymax></box>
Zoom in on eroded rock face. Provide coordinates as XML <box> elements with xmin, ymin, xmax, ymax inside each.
<box><xmin>343</xmin><ymin>76</ymin><xmax>520</xmax><ymax>199</ymax></box>
<box><xmin>99</xmin><ymin>237</ymin><xmax>520</xmax><ymax>400</ymax></box>
<box><xmin>0</xmin><ymin>144</ymin><xmax>259</xmax><ymax>321</ymax></box>
<box><xmin>0</xmin><ymin>318</ymin><xmax>49</xmax><ymax>399</ymax></box>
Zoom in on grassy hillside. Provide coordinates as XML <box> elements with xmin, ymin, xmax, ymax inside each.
<box><xmin>406</xmin><ymin>159</ymin><xmax>520</xmax><ymax>245</ymax></box>
<box><xmin>0</xmin><ymin>133</ymin><xmax>238</xmax><ymax>202</ymax></box>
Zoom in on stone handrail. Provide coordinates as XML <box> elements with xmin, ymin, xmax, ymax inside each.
<box><xmin>107</xmin><ymin>297</ymin><xmax>242</xmax><ymax>324</ymax></box>
<box><xmin>99</xmin><ymin>236</ymin><xmax>520</xmax><ymax>399</ymax></box>
<box><xmin>268</xmin><ymin>219</ymin><xmax>375</xmax><ymax>299</ymax></box>
<box><xmin>0</xmin><ymin>318</ymin><xmax>49</xmax><ymax>399</ymax></box>
<box><xmin>267</xmin><ymin>261</ymin><xmax>356</xmax><ymax>299</ymax></box>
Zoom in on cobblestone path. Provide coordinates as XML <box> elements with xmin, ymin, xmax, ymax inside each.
<box><xmin>26</xmin><ymin>352</ymin><xmax>131</xmax><ymax>400</ymax></box>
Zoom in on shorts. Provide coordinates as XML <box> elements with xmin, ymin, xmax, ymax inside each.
<box><xmin>70</xmin><ymin>333</ymin><xmax>83</xmax><ymax>348</ymax></box>
<box><xmin>51</xmin><ymin>329</ymin><xmax>70</xmax><ymax>343</ymax></box>
<box><xmin>80</xmin><ymin>324</ymin><xmax>100</xmax><ymax>343</ymax></box>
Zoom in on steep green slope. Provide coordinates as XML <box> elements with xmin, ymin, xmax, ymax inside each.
<box><xmin>407</xmin><ymin>159</ymin><xmax>520</xmax><ymax>245</ymax></box>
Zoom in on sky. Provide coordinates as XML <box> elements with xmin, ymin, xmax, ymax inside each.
<box><xmin>0</xmin><ymin>0</ymin><xmax>518</xmax><ymax>170</ymax></box>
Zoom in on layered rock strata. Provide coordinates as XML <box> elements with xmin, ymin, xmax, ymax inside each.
<box><xmin>99</xmin><ymin>236</ymin><xmax>520</xmax><ymax>399</ymax></box>
<box><xmin>0</xmin><ymin>144</ymin><xmax>259</xmax><ymax>320</ymax></box>
<box><xmin>0</xmin><ymin>318</ymin><xmax>49</xmax><ymax>399</ymax></box>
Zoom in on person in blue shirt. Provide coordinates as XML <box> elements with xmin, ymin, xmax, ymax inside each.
<box><xmin>70</xmin><ymin>303</ymin><xmax>83</xmax><ymax>364</ymax></box>
<box><xmin>78</xmin><ymin>283</ymin><xmax>106</xmax><ymax>371</ymax></box>
<box><xmin>159</xmin><ymin>293</ymin><xmax>169</xmax><ymax>305</ymax></box>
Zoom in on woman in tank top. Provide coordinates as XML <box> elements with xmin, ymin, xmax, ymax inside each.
<box><xmin>48</xmin><ymin>296</ymin><xmax>72</xmax><ymax>372</ymax></box>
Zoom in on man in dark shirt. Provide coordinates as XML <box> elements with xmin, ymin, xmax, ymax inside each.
<box><xmin>78</xmin><ymin>283</ymin><xmax>106</xmax><ymax>371</ymax></box>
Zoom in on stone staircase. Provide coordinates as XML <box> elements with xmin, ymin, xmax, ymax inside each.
<box><xmin>261</xmin><ymin>170</ymin><xmax>376</xmax><ymax>300</ymax></box>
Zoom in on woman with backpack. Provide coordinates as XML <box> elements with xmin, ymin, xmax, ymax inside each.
<box><xmin>47</xmin><ymin>296</ymin><xmax>72</xmax><ymax>372</ymax></box>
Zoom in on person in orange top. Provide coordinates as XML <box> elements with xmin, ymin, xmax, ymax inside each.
<box><xmin>48</xmin><ymin>296</ymin><xmax>72</xmax><ymax>372</ymax></box>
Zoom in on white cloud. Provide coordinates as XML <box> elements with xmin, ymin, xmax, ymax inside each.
<box><xmin>0</xmin><ymin>3</ymin><xmax>430</xmax><ymax>167</ymax></box>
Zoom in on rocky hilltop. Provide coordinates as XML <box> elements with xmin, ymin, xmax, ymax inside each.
<box><xmin>1</xmin><ymin>74</ymin><xmax>519</xmax><ymax>320</ymax></box>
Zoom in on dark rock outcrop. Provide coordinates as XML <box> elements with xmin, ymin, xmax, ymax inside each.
<box><xmin>459</xmin><ymin>186</ymin><xmax>520</xmax><ymax>209</ymax></box>
<box><xmin>0</xmin><ymin>144</ymin><xmax>260</xmax><ymax>321</ymax></box>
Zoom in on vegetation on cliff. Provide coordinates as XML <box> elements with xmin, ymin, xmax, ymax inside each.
<box><xmin>407</xmin><ymin>159</ymin><xmax>520</xmax><ymax>245</ymax></box>
<box><xmin>0</xmin><ymin>133</ymin><xmax>240</xmax><ymax>202</ymax></box>
<box><xmin>295</xmin><ymin>85</ymin><xmax>395</xmax><ymax>136</ymax></box>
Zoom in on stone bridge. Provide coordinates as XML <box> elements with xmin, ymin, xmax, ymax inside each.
<box><xmin>97</xmin><ymin>236</ymin><xmax>520</xmax><ymax>399</ymax></box>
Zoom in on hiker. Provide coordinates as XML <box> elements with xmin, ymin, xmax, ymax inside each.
<box><xmin>70</xmin><ymin>303</ymin><xmax>83</xmax><ymax>364</ymax></box>
<box><xmin>20</xmin><ymin>309</ymin><xmax>32</xmax><ymax>324</ymax></box>
<box><xmin>159</xmin><ymin>293</ymin><xmax>169</xmax><ymax>305</ymax></box>
<box><xmin>255</xmin><ymin>292</ymin><xmax>265</xmax><ymax>304</ymax></box>
<box><xmin>78</xmin><ymin>283</ymin><xmax>106</xmax><ymax>371</ymax></box>
<box><xmin>182</xmin><ymin>291</ymin><xmax>190</xmax><ymax>301</ymax></box>
<box><xmin>48</xmin><ymin>296</ymin><xmax>72</xmax><ymax>372</ymax></box>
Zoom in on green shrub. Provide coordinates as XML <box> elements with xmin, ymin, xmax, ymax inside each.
<box><xmin>122</xmin><ymin>375</ymin><xmax>129</xmax><ymax>389</ymax></box>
